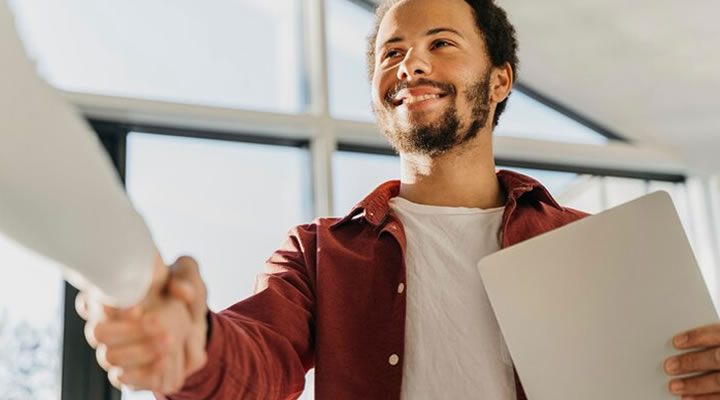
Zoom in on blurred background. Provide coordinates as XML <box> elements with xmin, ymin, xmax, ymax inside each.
<box><xmin>1</xmin><ymin>0</ymin><xmax>718</xmax><ymax>399</ymax></box>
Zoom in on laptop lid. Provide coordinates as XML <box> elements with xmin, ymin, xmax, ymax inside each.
<box><xmin>478</xmin><ymin>191</ymin><xmax>717</xmax><ymax>399</ymax></box>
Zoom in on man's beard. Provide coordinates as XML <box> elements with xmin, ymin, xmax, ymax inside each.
<box><xmin>374</xmin><ymin>71</ymin><xmax>492</xmax><ymax>157</ymax></box>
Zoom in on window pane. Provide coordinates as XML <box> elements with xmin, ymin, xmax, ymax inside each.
<box><xmin>333</xmin><ymin>151</ymin><xmax>399</xmax><ymax>215</ymax></box>
<box><xmin>124</xmin><ymin>132</ymin><xmax>313</xmax><ymax>399</ymax></box>
<box><xmin>0</xmin><ymin>235</ymin><xmax>63</xmax><ymax>399</ymax></box>
<box><xmin>604</xmin><ymin>176</ymin><xmax>648</xmax><ymax>208</ymax></box>
<box><xmin>496</xmin><ymin>91</ymin><xmax>610</xmax><ymax>145</ymax></box>
<box><xmin>9</xmin><ymin>0</ymin><xmax>303</xmax><ymax>113</ymax></box>
<box><xmin>326</xmin><ymin>0</ymin><xmax>376</xmax><ymax>122</ymax></box>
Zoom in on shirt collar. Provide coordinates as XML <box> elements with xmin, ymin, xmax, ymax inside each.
<box><xmin>330</xmin><ymin>169</ymin><xmax>563</xmax><ymax>230</ymax></box>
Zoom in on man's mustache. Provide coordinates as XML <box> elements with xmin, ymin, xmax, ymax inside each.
<box><xmin>384</xmin><ymin>78</ymin><xmax>456</xmax><ymax>106</ymax></box>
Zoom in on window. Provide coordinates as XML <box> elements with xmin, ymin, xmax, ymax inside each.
<box><xmin>0</xmin><ymin>234</ymin><xmax>63</xmax><ymax>400</ymax></box>
<box><xmin>495</xmin><ymin>91</ymin><xmax>610</xmax><ymax>145</ymax></box>
<box><xmin>125</xmin><ymin>132</ymin><xmax>311</xmax><ymax>310</ymax></box>
<box><xmin>332</xmin><ymin>150</ymin><xmax>399</xmax><ymax>215</ymax></box>
<box><xmin>123</xmin><ymin>132</ymin><xmax>313</xmax><ymax>399</ymax></box>
<box><xmin>326</xmin><ymin>0</ymin><xmax>376</xmax><ymax>121</ymax></box>
<box><xmin>8</xmin><ymin>0</ymin><xmax>304</xmax><ymax>113</ymax></box>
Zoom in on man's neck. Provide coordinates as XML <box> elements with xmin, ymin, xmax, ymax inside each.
<box><xmin>397</xmin><ymin>136</ymin><xmax>507</xmax><ymax>209</ymax></box>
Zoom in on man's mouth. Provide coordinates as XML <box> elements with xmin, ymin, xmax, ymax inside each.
<box><xmin>392</xmin><ymin>93</ymin><xmax>449</xmax><ymax>108</ymax></box>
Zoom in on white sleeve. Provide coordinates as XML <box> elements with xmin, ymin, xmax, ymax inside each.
<box><xmin>0</xmin><ymin>0</ymin><xmax>155</xmax><ymax>308</ymax></box>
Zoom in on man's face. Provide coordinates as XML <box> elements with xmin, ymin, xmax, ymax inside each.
<box><xmin>371</xmin><ymin>0</ymin><xmax>495</xmax><ymax>156</ymax></box>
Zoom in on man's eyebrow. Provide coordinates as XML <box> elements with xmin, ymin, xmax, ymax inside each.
<box><xmin>425</xmin><ymin>27</ymin><xmax>463</xmax><ymax>38</ymax></box>
<box><xmin>382</xmin><ymin>36</ymin><xmax>405</xmax><ymax>48</ymax></box>
<box><xmin>381</xmin><ymin>27</ymin><xmax>464</xmax><ymax>48</ymax></box>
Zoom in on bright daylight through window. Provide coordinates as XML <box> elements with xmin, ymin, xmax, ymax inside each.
<box><xmin>8</xmin><ymin>0</ymin><xmax>304</xmax><ymax>113</ymax></box>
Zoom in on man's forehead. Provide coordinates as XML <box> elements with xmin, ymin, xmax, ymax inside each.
<box><xmin>376</xmin><ymin>0</ymin><xmax>476</xmax><ymax>48</ymax></box>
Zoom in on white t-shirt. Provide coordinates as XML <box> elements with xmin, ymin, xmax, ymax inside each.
<box><xmin>389</xmin><ymin>197</ymin><xmax>516</xmax><ymax>400</ymax></box>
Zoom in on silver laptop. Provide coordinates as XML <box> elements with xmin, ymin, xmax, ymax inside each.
<box><xmin>478</xmin><ymin>191</ymin><xmax>718</xmax><ymax>400</ymax></box>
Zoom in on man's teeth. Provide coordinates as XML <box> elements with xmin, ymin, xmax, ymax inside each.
<box><xmin>403</xmin><ymin>94</ymin><xmax>441</xmax><ymax>105</ymax></box>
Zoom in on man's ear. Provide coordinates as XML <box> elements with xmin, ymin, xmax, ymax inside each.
<box><xmin>491</xmin><ymin>62</ymin><xmax>513</xmax><ymax>104</ymax></box>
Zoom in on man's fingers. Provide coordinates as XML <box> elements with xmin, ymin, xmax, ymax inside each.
<box><xmin>117</xmin><ymin>358</ymin><xmax>165</xmax><ymax>392</ymax></box>
<box><xmin>679</xmin><ymin>394</ymin><xmax>720</xmax><ymax>400</ymax></box>
<box><xmin>668</xmin><ymin>371</ymin><xmax>720</xmax><ymax>396</ymax></box>
<box><xmin>94</xmin><ymin>319</ymin><xmax>154</xmax><ymax>347</ymax></box>
<box><xmin>102</xmin><ymin>340</ymin><xmax>165</xmax><ymax>370</ymax></box>
<box><xmin>666</xmin><ymin>347</ymin><xmax>720</xmax><ymax>376</ymax></box>
<box><xmin>160</xmin><ymin>347</ymin><xmax>186</xmax><ymax>394</ymax></box>
<box><xmin>675</xmin><ymin>323</ymin><xmax>720</xmax><ymax>349</ymax></box>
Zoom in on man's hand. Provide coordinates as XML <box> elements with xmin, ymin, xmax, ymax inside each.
<box><xmin>76</xmin><ymin>255</ymin><xmax>209</xmax><ymax>393</ymax></box>
<box><xmin>665</xmin><ymin>323</ymin><xmax>720</xmax><ymax>398</ymax></box>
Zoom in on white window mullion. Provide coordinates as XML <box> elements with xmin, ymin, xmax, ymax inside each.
<box><xmin>303</xmin><ymin>0</ymin><xmax>335</xmax><ymax>218</ymax></box>
<box><xmin>311</xmin><ymin>127</ymin><xmax>337</xmax><ymax>217</ymax></box>
<box><xmin>703</xmin><ymin>175</ymin><xmax>720</xmax><ymax>302</ymax></box>
<box><xmin>302</xmin><ymin>0</ymin><xmax>330</xmax><ymax>117</ymax></box>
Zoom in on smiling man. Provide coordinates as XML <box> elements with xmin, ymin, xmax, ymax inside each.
<box><xmin>82</xmin><ymin>0</ymin><xmax>720</xmax><ymax>399</ymax></box>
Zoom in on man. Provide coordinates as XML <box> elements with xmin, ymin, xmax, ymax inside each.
<box><xmin>83</xmin><ymin>0</ymin><xmax>720</xmax><ymax>398</ymax></box>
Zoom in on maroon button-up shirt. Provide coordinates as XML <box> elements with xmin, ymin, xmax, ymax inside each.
<box><xmin>163</xmin><ymin>170</ymin><xmax>589</xmax><ymax>400</ymax></box>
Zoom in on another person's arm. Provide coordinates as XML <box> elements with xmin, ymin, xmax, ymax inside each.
<box><xmin>1</xmin><ymin>0</ymin><xmax>156</xmax><ymax>307</ymax></box>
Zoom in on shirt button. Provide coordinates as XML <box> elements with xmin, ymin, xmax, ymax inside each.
<box><xmin>388</xmin><ymin>354</ymin><xmax>400</xmax><ymax>366</ymax></box>
<box><xmin>397</xmin><ymin>283</ymin><xmax>405</xmax><ymax>294</ymax></box>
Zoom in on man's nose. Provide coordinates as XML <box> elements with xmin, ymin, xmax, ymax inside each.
<box><xmin>397</xmin><ymin>49</ymin><xmax>432</xmax><ymax>81</ymax></box>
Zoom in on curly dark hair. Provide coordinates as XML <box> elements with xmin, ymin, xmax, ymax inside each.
<box><xmin>366</xmin><ymin>0</ymin><xmax>519</xmax><ymax>128</ymax></box>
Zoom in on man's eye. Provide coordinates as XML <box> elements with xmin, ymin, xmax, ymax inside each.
<box><xmin>384</xmin><ymin>50</ymin><xmax>401</xmax><ymax>59</ymax></box>
<box><xmin>431</xmin><ymin>40</ymin><xmax>452</xmax><ymax>49</ymax></box>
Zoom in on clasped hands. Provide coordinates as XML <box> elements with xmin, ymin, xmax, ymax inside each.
<box><xmin>76</xmin><ymin>254</ymin><xmax>209</xmax><ymax>394</ymax></box>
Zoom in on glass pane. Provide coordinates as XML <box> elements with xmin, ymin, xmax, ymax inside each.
<box><xmin>0</xmin><ymin>234</ymin><xmax>63</xmax><ymax>399</ymax></box>
<box><xmin>649</xmin><ymin>181</ymin><xmax>691</xmax><ymax>232</ymax></box>
<box><xmin>332</xmin><ymin>151</ymin><xmax>399</xmax><ymax>216</ymax></box>
<box><xmin>326</xmin><ymin>0</ymin><xmax>376</xmax><ymax>122</ymax></box>
<box><xmin>604</xmin><ymin>177</ymin><xmax>649</xmax><ymax>208</ymax></box>
<box><xmin>8</xmin><ymin>0</ymin><xmax>303</xmax><ymax>113</ymax></box>
<box><xmin>496</xmin><ymin>91</ymin><xmax>610</xmax><ymax>145</ymax></box>
<box><xmin>124</xmin><ymin>132</ymin><xmax>313</xmax><ymax>399</ymax></box>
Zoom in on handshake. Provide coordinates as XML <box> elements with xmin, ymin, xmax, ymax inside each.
<box><xmin>76</xmin><ymin>254</ymin><xmax>209</xmax><ymax>394</ymax></box>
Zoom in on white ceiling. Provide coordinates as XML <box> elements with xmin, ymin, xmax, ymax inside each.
<box><xmin>369</xmin><ymin>0</ymin><xmax>720</xmax><ymax>173</ymax></box>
